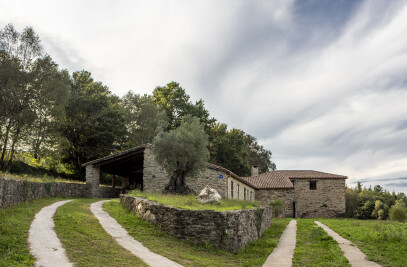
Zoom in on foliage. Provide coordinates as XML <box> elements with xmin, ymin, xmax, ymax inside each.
<box><xmin>269</xmin><ymin>198</ymin><xmax>283</xmax><ymax>217</ymax></box>
<box><xmin>209</xmin><ymin>123</ymin><xmax>276</xmax><ymax>176</ymax></box>
<box><xmin>0</xmin><ymin>24</ymin><xmax>70</xmax><ymax>171</ymax></box>
<box><xmin>1</xmin><ymin>23</ymin><xmax>276</xmax><ymax>180</ymax></box>
<box><xmin>345</xmin><ymin>183</ymin><xmax>405</xmax><ymax>220</ymax></box>
<box><xmin>59</xmin><ymin>71</ymin><xmax>127</xmax><ymax>178</ymax></box>
<box><xmin>292</xmin><ymin>220</ymin><xmax>350</xmax><ymax>266</ymax></box>
<box><xmin>129</xmin><ymin>190</ymin><xmax>260</xmax><ymax>211</ymax></box>
<box><xmin>152</xmin><ymin>81</ymin><xmax>215</xmax><ymax>130</ymax></box>
<box><xmin>104</xmin><ymin>199</ymin><xmax>291</xmax><ymax>266</ymax></box>
<box><xmin>152</xmin><ymin>115</ymin><xmax>209</xmax><ymax>193</ymax></box>
<box><xmin>122</xmin><ymin>92</ymin><xmax>168</xmax><ymax>148</ymax></box>
<box><xmin>389</xmin><ymin>200</ymin><xmax>407</xmax><ymax>222</ymax></box>
<box><xmin>319</xmin><ymin>218</ymin><xmax>407</xmax><ymax>267</ymax></box>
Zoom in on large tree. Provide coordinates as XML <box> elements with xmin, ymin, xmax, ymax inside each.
<box><xmin>152</xmin><ymin>81</ymin><xmax>215</xmax><ymax>131</ymax></box>
<box><xmin>152</xmin><ymin>115</ymin><xmax>209</xmax><ymax>194</ymax></box>
<box><xmin>122</xmin><ymin>92</ymin><xmax>168</xmax><ymax>148</ymax></box>
<box><xmin>59</xmin><ymin>71</ymin><xmax>127</xmax><ymax>178</ymax></box>
<box><xmin>0</xmin><ymin>24</ymin><xmax>43</xmax><ymax>169</ymax></box>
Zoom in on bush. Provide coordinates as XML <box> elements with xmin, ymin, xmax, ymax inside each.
<box><xmin>389</xmin><ymin>200</ymin><xmax>407</xmax><ymax>222</ymax></box>
<box><xmin>269</xmin><ymin>198</ymin><xmax>283</xmax><ymax>217</ymax></box>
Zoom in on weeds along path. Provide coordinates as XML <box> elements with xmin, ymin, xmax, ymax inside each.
<box><xmin>315</xmin><ymin>221</ymin><xmax>381</xmax><ymax>267</ymax></box>
<box><xmin>263</xmin><ymin>219</ymin><xmax>297</xmax><ymax>267</ymax></box>
<box><xmin>28</xmin><ymin>199</ymin><xmax>74</xmax><ymax>267</ymax></box>
<box><xmin>91</xmin><ymin>200</ymin><xmax>183</xmax><ymax>267</ymax></box>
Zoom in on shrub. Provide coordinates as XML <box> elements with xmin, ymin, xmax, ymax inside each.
<box><xmin>269</xmin><ymin>198</ymin><xmax>283</xmax><ymax>217</ymax></box>
<box><xmin>389</xmin><ymin>200</ymin><xmax>407</xmax><ymax>222</ymax></box>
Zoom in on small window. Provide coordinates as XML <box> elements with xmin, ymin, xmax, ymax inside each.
<box><xmin>310</xmin><ymin>181</ymin><xmax>317</xmax><ymax>190</ymax></box>
<box><xmin>291</xmin><ymin>180</ymin><xmax>295</xmax><ymax>186</ymax></box>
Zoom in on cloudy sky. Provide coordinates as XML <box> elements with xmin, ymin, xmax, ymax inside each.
<box><xmin>1</xmin><ymin>0</ymin><xmax>407</xmax><ymax>193</ymax></box>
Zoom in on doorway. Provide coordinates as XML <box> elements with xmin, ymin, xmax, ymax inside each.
<box><xmin>293</xmin><ymin>202</ymin><xmax>296</xmax><ymax>218</ymax></box>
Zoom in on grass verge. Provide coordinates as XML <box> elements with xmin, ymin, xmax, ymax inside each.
<box><xmin>318</xmin><ymin>218</ymin><xmax>407</xmax><ymax>267</ymax></box>
<box><xmin>0</xmin><ymin>197</ymin><xmax>67</xmax><ymax>267</ymax></box>
<box><xmin>292</xmin><ymin>219</ymin><xmax>350</xmax><ymax>267</ymax></box>
<box><xmin>129</xmin><ymin>190</ymin><xmax>260</xmax><ymax>211</ymax></box>
<box><xmin>54</xmin><ymin>199</ymin><xmax>147</xmax><ymax>267</ymax></box>
<box><xmin>103</xmin><ymin>199</ymin><xmax>290</xmax><ymax>266</ymax></box>
<box><xmin>0</xmin><ymin>172</ymin><xmax>84</xmax><ymax>184</ymax></box>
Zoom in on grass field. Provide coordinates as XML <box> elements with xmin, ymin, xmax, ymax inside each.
<box><xmin>54</xmin><ymin>199</ymin><xmax>147</xmax><ymax>267</ymax></box>
<box><xmin>292</xmin><ymin>219</ymin><xmax>350</xmax><ymax>267</ymax></box>
<box><xmin>2</xmin><ymin>197</ymin><xmax>406</xmax><ymax>266</ymax></box>
<box><xmin>318</xmin><ymin>218</ymin><xmax>407</xmax><ymax>267</ymax></box>
<box><xmin>104</xmin><ymin>199</ymin><xmax>290</xmax><ymax>266</ymax></box>
<box><xmin>0</xmin><ymin>197</ymin><xmax>67</xmax><ymax>267</ymax></box>
<box><xmin>129</xmin><ymin>190</ymin><xmax>260</xmax><ymax>211</ymax></box>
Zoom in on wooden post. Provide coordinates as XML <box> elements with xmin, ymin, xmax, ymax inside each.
<box><xmin>112</xmin><ymin>175</ymin><xmax>116</xmax><ymax>188</ymax></box>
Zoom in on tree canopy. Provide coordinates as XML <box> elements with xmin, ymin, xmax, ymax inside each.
<box><xmin>0</xmin><ymin>23</ymin><xmax>276</xmax><ymax>180</ymax></box>
<box><xmin>152</xmin><ymin>115</ymin><xmax>209</xmax><ymax>194</ymax></box>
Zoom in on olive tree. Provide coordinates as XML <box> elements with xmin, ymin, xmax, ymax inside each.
<box><xmin>152</xmin><ymin>115</ymin><xmax>209</xmax><ymax>194</ymax></box>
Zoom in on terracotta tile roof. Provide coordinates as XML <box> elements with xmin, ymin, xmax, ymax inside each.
<box><xmin>241</xmin><ymin>170</ymin><xmax>347</xmax><ymax>189</ymax></box>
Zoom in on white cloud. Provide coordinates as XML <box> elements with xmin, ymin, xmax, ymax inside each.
<box><xmin>1</xmin><ymin>0</ymin><xmax>407</xmax><ymax>193</ymax></box>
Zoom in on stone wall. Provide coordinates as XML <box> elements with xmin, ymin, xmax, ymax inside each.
<box><xmin>227</xmin><ymin>176</ymin><xmax>256</xmax><ymax>201</ymax></box>
<box><xmin>256</xmin><ymin>189</ymin><xmax>294</xmax><ymax>217</ymax></box>
<box><xmin>120</xmin><ymin>194</ymin><xmax>273</xmax><ymax>252</ymax></box>
<box><xmin>255</xmin><ymin>178</ymin><xmax>346</xmax><ymax>218</ymax></box>
<box><xmin>0</xmin><ymin>177</ymin><xmax>121</xmax><ymax>209</ymax></box>
<box><xmin>142</xmin><ymin>148</ymin><xmax>229</xmax><ymax>197</ymax></box>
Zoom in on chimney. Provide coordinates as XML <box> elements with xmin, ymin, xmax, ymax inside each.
<box><xmin>251</xmin><ymin>165</ymin><xmax>259</xmax><ymax>176</ymax></box>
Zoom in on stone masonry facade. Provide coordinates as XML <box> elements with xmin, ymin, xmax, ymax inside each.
<box><xmin>121</xmin><ymin>194</ymin><xmax>273</xmax><ymax>252</ymax></box>
<box><xmin>143</xmin><ymin>147</ymin><xmax>228</xmax><ymax>197</ymax></box>
<box><xmin>256</xmin><ymin>178</ymin><xmax>346</xmax><ymax>218</ymax></box>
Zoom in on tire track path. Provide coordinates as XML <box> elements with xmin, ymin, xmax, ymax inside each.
<box><xmin>28</xmin><ymin>199</ymin><xmax>74</xmax><ymax>267</ymax></box>
<box><xmin>91</xmin><ymin>200</ymin><xmax>182</xmax><ymax>267</ymax></box>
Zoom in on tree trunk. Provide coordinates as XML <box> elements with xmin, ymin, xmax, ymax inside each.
<box><xmin>0</xmin><ymin>119</ymin><xmax>12</xmax><ymax>170</ymax></box>
<box><xmin>163</xmin><ymin>169</ymin><xmax>195</xmax><ymax>195</ymax></box>
<box><xmin>7</xmin><ymin>126</ymin><xmax>21</xmax><ymax>167</ymax></box>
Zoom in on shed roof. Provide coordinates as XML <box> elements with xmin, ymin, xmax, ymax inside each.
<box><xmin>241</xmin><ymin>170</ymin><xmax>347</xmax><ymax>190</ymax></box>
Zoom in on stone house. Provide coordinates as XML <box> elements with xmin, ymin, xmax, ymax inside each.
<box><xmin>83</xmin><ymin>144</ymin><xmax>347</xmax><ymax>218</ymax></box>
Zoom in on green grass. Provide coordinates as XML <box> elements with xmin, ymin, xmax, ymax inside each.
<box><xmin>0</xmin><ymin>172</ymin><xmax>84</xmax><ymax>184</ymax></box>
<box><xmin>129</xmin><ymin>190</ymin><xmax>260</xmax><ymax>211</ymax></box>
<box><xmin>0</xmin><ymin>197</ymin><xmax>68</xmax><ymax>267</ymax></box>
<box><xmin>293</xmin><ymin>219</ymin><xmax>350</xmax><ymax>267</ymax></box>
<box><xmin>54</xmin><ymin>199</ymin><xmax>147</xmax><ymax>267</ymax></box>
<box><xmin>318</xmin><ymin>218</ymin><xmax>407</xmax><ymax>267</ymax></box>
<box><xmin>104</xmin><ymin>199</ymin><xmax>290</xmax><ymax>266</ymax></box>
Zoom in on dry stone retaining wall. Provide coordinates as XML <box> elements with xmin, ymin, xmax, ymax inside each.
<box><xmin>120</xmin><ymin>194</ymin><xmax>273</xmax><ymax>252</ymax></box>
<box><xmin>0</xmin><ymin>177</ymin><xmax>120</xmax><ymax>209</ymax></box>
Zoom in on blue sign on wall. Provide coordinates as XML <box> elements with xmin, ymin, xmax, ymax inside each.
<box><xmin>219</xmin><ymin>174</ymin><xmax>223</xmax><ymax>179</ymax></box>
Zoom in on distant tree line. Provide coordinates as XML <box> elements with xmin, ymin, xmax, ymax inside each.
<box><xmin>346</xmin><ymin>183</ymin><xmax>407</xmax><ymax>222</ymax></box>
<box><xmin>0</xmin><ymin>24</ymin><xmax>276</xmax><ymax>179</ymax></box>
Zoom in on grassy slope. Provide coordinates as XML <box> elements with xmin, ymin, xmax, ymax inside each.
<box><xmin>54</xmin><ymin>199</ymin><xmax>147</xmax><ymax>267</ymax></box>
<box><xmin>0</xmin><ymin>197</ymin><xmax>67</xmax><ymax>267</ymax></box>
<box><xmin>129</xmin><ymin>190</ymin><xmax>260</xmax><ymax>211</ymax></box>
<box><xmin>0</xmin><ymin>172</ymin><xmax>84</xmax><ymax>184</ymax></box>
<box><xmin>319</xmin><ymin>218</ymin><xmax>407</xmax><ymax>267</ymax></box>
<box><xmin>292</xmin><ymin>219</ymin><xmax>350</xmax><ymax>267</ymax></box>
<box><xmin>104</xmin><ymin>199</ymin><xmax>290</xmax><ymax>266</ymax></box>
